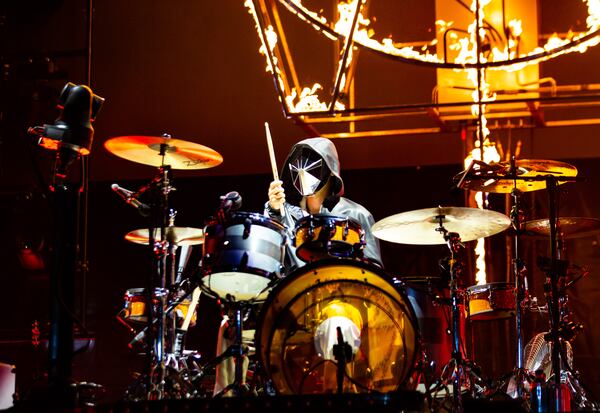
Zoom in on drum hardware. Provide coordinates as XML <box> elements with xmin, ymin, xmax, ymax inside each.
<box><xmin>294</xmin><ymin>214</ymin><xmax>365</xmax><ymax>262</ymax></box>
<box><xmin>372</xmin><ymin>206</ymin><xmax>514</xmax><ymax>411</ymax></box>
<box><xmin>453</xmin><ymin>159</ymin><xmax>578</xmax><ymax>194</ymax></box>
<box><xmin>200</xmin><ymin>210</ymin><xmax>287</xmax><ymax>302</ymax></box>
<box><xmin>435</xmin><ymin>222</ymin><xmax>467</xmax><ymax>413</ymax></box>
<box><xmin>103</xmin><ymin>135</ymin><xmax>223</xmax><ymax>170</ymax></box>
<box><xmin>212</xmin><ymin>300</ymin><xmax>255</xmax><ymax>397</ymax></box>
<box><xmin>524</xmin><ymin>217</ymin><xmax>600</xmax><ymax>239</ymax></box>
<box><xmin>256</xmin><ymin>258</ymin><xmax>419</xmax><ymax>395</ymax></box>
<box><xmin>456</xmin><ymin>158</ymin><xmax>598</xmax><ymax>410</ymax></box>
<box><xmin>106</xmin><ymin>134</ymin><xmax>223</xmax><ymax>400</ymax></box>
<box><xmin>371</xmin><ymin>206</ymin><xmax>511</xmax><ymax>246</ymax></box>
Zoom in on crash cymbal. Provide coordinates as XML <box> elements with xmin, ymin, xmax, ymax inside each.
<box><xmin>454</xmin><ymin>159</ymin><xmax>578</xmax><ymax>193</ymax></box>
<box><xmin>125</xmin><ymin>227</ymin><xmax>205</xmax><ymax>246</ymax></box>
<box><xmin>524</xmin><ymin>217</ymin><xmax>600</xmax><ymax>239</ymax></box>
<box><xmin>104</xmin><ymin>135</ymin><xmax>223</xmax><ymax>170</ymax></box>
<box><xmin>372</xmin><ymin>206</ymin><xmax>511</xmax><ymax>245</ymax></box>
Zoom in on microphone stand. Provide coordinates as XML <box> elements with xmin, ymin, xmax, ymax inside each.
<box><xmin>332</xmin><ymin>326</ymin><xmax>353</xmax><ymax>394</ymax></box>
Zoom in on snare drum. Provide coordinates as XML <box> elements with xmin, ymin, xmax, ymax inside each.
<box><xmin>466</xmin><ymin>282</ymin><xmax>515</xmax><ymax>321</ymax></box>
<box><xmin>256</xmin><ymin>258</ymin><xmax>419</xmax><ymax>394</ymax></box>
<box><xmin>201</xmin><ymin>212</ymin><xmax>286</xmax><ymax>301</ymax></box>
<box><xmin>122</xmin><ymin>288</ymin><xmax>197</xmax><ymax>326</ymax></box>
<box><xmin>294</xmin><ymin>214</ymin><xmax>365</xmax><ymax>262</ymax></box>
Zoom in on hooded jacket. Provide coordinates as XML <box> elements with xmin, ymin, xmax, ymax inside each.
<box><xmin>266</xmin><ymin>137</ymin><xmax>382</xmax><ymax>270</ymax></box>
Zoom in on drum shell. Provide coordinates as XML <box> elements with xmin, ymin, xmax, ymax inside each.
<box><xmin>467</xmin><ymin>282</ymin><xmax>515</xmax><ymax>321</ymax></box>
<box><xmin>122</xmin><ymin>288</ymin><xmax>197</xmax><ymax>326</ymax></box>
<box><xmin>404</xmin><ymin>282</ymin><xmax>457</xmax><ymax>376</ymax></box>
<box><xmin>256</xmin><ymin>258</ymin><xmax>419</xmax><ymax>395</ymax></box>
<box><xmin>294</xmin><ymin>214</ymin><xmax>365</xmax><ymax>262</ymax></box>
<box><xmin>201</xmin><ymin>212</ymin><xmax>286</xmax><ymax>300</ymax></box>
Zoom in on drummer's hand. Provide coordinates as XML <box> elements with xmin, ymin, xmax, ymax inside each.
<box><xmin>268</xmin><ymin>180</ymin><xmax>285</xmax><ymax>211</ymax></box>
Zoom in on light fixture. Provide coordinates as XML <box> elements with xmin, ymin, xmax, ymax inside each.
<box><xmin>244</xmin><ymin>0</ymin><xmax>600</xmax><ymax>138</ymax></box>
<box><xmin>28</xmin><ymin>82</ymin><xmax>104</xmax><ymax>177</ymax></box>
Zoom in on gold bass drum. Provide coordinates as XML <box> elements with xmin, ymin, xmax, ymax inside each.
<box><xmin>256</xmin><ymin>259</ymin><xmax>419</xmax><ymax>394</ymax></box>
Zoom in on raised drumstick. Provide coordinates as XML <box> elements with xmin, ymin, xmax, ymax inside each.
<box><xmin>264</xmin><ymin>122</ymin><xmax>286</xmax><ymax>216</ymax></box>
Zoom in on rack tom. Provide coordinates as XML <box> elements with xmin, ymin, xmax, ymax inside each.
<box><xmin>466</xmin><ymin>282</ymin><xmax>515</xmax><ymax>321</ymax></box>
<box><xmin>294</xmin><ymin>214</ymin><xmax>365</xmax><ymax>262</ymax></box>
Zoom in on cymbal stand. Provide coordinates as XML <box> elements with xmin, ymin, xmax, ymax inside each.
<box><xmin>134</xmin><ymin>153</ymin><xmax>176</xmax><ymax>399</ymax></box>
<box><xmin>435</xmin><ymin>217</ymin><xmax>465</xmax><ymax>413</ymax></box>
<box><xmin>508</xmin><ymin>160</ymin><xmax>530</xmax><ymax>398</ymax></box>
<box><xmin>544</xmin><ymin>176</ymin><xmax>570</xmax><ymax>411</ymax></box>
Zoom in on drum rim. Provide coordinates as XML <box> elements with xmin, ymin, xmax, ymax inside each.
<box><xmin>204</xmin><ymin>211</ymin><xmax>287</xmax><ymax>233</ymax></box>
<box><xmin>255</xmin><ymin>257</ymin><xmax>420</xmax><ymax>394</ymax></box>
<box><xmin>295</xmin><ymin>213</ymin><xmax>363</xmax><ymax>228</ymax></box>
<box><xmin>466</xmin><ymin>281</ymin><xmax>515</xmax><ymax>294</ymax></box>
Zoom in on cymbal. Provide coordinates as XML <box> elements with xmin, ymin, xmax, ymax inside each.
<box><xmin>104</xmin><ymin>135</ymin><xmax>223</xmax><ymax>170</ymax></box>
<box><xmin>524</xmin><ymin>217</ymin><xmax>600</xmax><ymax>239</ymax></box>
<box><xmin>125</xmin><ymin>227</ymin><xmax>205</xmax><ymax>246</ymax></box>
<box><xmin>372</xmin><ymin>206</ymin><xmax>511</xmax><ymax>245</ymax></box>
<box><xmin>455</xmin><ymin>159</ymin><xmax>578</xmax><ymax>193</ymax></box>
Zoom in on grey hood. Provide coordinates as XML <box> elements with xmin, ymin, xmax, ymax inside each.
<box><xmin>280</xmin><ymin>137</ymin><xmax>344</xmax><ymax>209</ymax></box>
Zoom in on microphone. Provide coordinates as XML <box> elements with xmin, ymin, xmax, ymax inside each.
<box><xmin>128</xmin><ymin>328</ymin><xmax>146</xmax><ymax>349</ymax></box>
<box><xmin>111</xmin><ymin>183</ymin><xmax>150</xmax><ymax>217</ymax></box>
<box><xmin>219</xmin><ymin>191</ymin><xmax>242</xmax><ymax>211</ymax></box>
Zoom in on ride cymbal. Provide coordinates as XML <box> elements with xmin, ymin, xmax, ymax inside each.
<box><xmin>524</xmin><ymin>217</ymin><xmax>600</xmax><ymax>239</ymax></box>
<box><xmin>104</xmin><ymin>135</ymin><xmax>223</xmax><ymax>170</ymax></box>
<box><xmin>372</xmin><ymin>206</ymin><xmax>511</xmax><ymax>245</ymax></box>
<box><xmin>454</xmin><ymin>159</ymin><xmax>578</xmax><ymax>193</ymax></box>
<box><xmin>125</xmin><ymin>227</ymin><xmax>205</xmax><ymax>246</ymax></box>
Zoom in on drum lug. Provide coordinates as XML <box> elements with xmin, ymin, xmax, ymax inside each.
<box><xmin>243</xmin><ymin>218</ymin><xmax>252</xmax><ymax>239</ymax></box>
<box><xmin>342</xmin><ymin>220</ymin><xmax>349</xmax><ymax>241</ymax></box>
<box><xmin>307</xmin><ymin>219</ymin><xmax>315</xmax><ymax>240</ymax></box>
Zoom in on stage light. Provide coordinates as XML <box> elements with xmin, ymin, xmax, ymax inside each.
<box><xmin>28</xmin><ymin>82</ymin><xmax>104</xmax><ymax>177</ymax></box>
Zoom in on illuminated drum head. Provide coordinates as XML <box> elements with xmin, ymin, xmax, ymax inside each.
<box><xmin>256</xmin><ymin>259</ymin><xmax>418</xmax><ymax>394</ymax></box>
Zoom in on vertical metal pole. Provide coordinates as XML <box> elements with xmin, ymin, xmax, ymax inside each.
<box><xmin>511</xmin><ymin>187</ymin><xmax>525</xmax><ymax>398</ymax></box>
<box><xmin>80</xmin><ymin>0</ymin><xmax>93</xmax><ymax>329</ymax></box>
<box><xmin>547</xmin><ymin>177</ymin><xmax>563</xmax><ymax>410</ymax></box>
<box><xmin>474</xmin><ymin>0</ymin><xmax>485</xmax><ymax>152</ymax></box>
<box><xmin>48</xmin><ymin>183</ymin><xmax>78</xmax><ymax>406</ymax></box>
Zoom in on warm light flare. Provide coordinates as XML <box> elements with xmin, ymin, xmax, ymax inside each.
<box><xmin>464</xmin><ymin>138</ymin><xmax>501</xmax><ymax>286</ymax></box>
<box><xmin>278</xmin><ymin>0</ymin><xmax>600</xmax><ymax>70</ymax></box>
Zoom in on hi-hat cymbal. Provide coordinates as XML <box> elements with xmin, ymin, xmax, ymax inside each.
<box><xmin>104</xmin><ymin>135</ymin><xmax>223</xmax><ymax>170</ymax></box>
<box><xmin>454</xmin><ymin>159</ymin><xmax>578</xmax><ymax>193</ymax></box>
<box><xmin>125</xmin><ymin>227</ymin><xmax>205</xmax><ymax>246</ymax></box>
<box><xmin>372</xmin><ymin>206</ymin><xmax>511</xmax><ymax>245</ymax></box>
<box><xmin>524</xmin><ymin>217</ymin><xmax>600</xmax><ymax>239</ymax></box>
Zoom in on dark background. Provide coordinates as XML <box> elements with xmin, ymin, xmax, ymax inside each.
<box><xmin>1</xmin><ymin>0</ymin><xmax>600</xmax><ymax>404</ymax></box>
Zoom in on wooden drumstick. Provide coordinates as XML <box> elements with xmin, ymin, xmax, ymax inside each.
<box><xmin>265</xmin><ymin>122</ymin><xmax>286</xmax><ymax>216</ymax></box>
<box><xmin>181</xmin><ymin>287</ymin><xmax>200</xmax><ymax>332</ymax></box>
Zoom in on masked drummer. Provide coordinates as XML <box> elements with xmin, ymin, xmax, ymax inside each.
<box><xmin>214</xmin><ymin>137</ymin><xmax>382</xmax><ymax>395</ymax></box>
<box><xmin>266</xmin><ymin>137</ymin><xmax>382</xmax><ymax>268</ymax></box>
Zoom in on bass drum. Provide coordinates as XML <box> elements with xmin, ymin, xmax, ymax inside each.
<box><xmin>256</xmin><ymin>259</ymin><xmax>419</xmax><ymax>394</ymax></box>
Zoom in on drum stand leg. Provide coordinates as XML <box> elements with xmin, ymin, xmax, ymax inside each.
<box><xmin>213</xmin><ymin>302</ymin><xmax>251</xmax><ymax>397</ymax></box>
<box><xmin>507</xmin><ymin>186</ymin><xmax>530</xmax><ymax>399</ymax></box>
<box><xmin>434</xmin><ymin>219</ymin><xmax>467</xmax><ymax>413</ymax></box>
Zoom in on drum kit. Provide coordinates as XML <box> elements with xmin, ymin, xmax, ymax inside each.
<box><xmin>104</xmin><ymin>134</ymin><xmax>598</xmax><ymax>411</ymax></box>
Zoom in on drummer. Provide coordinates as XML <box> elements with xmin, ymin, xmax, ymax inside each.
<box><xmin>213</xmin><ymin>137</ymin><xmax>382</xmax><ymax>395</ymax></box>
<box><xmin>266</xmin><ymin>137</ymin><xmax>382</xmax><ymax>268</ymax></box>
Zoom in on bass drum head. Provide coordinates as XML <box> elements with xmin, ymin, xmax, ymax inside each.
<box><xmin>256</xmin><ymin>259</ymin><xmax>419</xmax><ymax>394</ymax></box>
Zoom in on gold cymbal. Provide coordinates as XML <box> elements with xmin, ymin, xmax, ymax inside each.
<box><xmin>455</xmin><ymin>159</ymin><xmax>578</xmax><ymax>193</ymax></box>
<box><xmin>125</xmin><ymin>227</ymin><xmax>205</xmax><ymax>246</ymax></box>
<box><xmin>372</xmin><ymin>206</ymin><xmax>511</xmax><ymax>245</ymax></box>
<box><xmin>524</xmin><ymin>217</ymin><xmax>600</xmax><ymax>239</ymax></box>
<box><xmin>104</xmin><ymin>135</ymin><xmax>223</xmax><ymax>170</ymax></box>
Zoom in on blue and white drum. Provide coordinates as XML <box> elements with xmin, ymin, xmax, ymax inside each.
<box><xmin>201</xmin><ymin>212</ymin><xmax>287</xmax><ymax>301</ymax></box>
